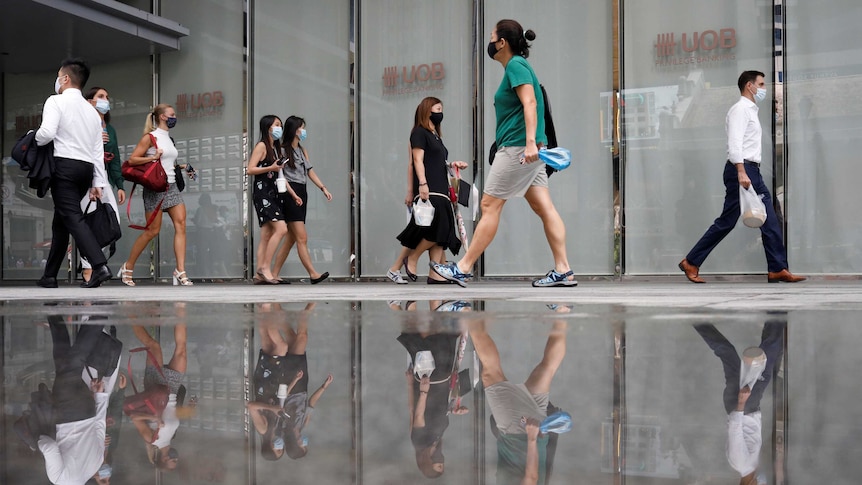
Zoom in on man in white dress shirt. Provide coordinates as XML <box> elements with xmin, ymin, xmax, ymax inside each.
<box><xmin>679</xmin><ymin>70</ymin><xmax>805</xmax><ymax>284</ymax></box>
<box><xmin>35</xmin><ymin>58</ymin><xmax>112</xmax><ymax>288</ymax></box>
<box><xmin>39</xmin><ymin>315</ymin><xmax>121</xmax><ymax>485</ymax></box>
<box><xmin>695</xmin><ymin>320</ymin><xmax>784</xmax><ymax>485</ymax></box>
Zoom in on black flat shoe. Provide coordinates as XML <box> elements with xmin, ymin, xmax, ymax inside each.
<box><xmin>37</xmin><ymin>276</ymin><xmax>58</xmax><ymax>288</ymax></box>
<box><xmin>402</xmin><ymin>257</ymin><xmax>418</xmax><ymax>282</ymax></box>
<box><xmin>427</xmin><ymin>277</ymin><xmax>454</xmax><ymax>285</ymax></box>
<box><xmin>311</xmin><ymin>272</ymin><xmax>330</xmax><ymax>284</ymax></box>
<box><xmin>81</xmin><ymin>265</ymin><xmax>111</xmax><ymax>288</ymax></box>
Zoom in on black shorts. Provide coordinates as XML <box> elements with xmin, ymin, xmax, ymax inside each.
<box><xmin>282</xmin><ymin>182</ymin><xmax>308</xmax><ymax>223</ymax></box>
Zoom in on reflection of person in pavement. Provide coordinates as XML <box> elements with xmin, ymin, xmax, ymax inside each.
<box><xmin>129</xmin><ymin>314</ymin><xmax>195</xmax><ymax>471</ymax></box>
<box><xmin>41</xmin><ymin>316</ymin><xmax>121</xmax><ymax>485</ymax></box>
<box><xmin>248</xmin><ymin>302</ymin><xmax>309</xmax><ymax>460</ymax></box>
<box><xmin>694</xmin><ymin>321</ymin><xmax>785</xmax><ymax>485</ymax></box>
<box><xmin>469</xmin><ymin>312</ymin><xmax>567</xmax><ymax>485</ymax></box>
<box><xmin>398</xmin><ymin>316</ymin><xmax>469</xmax><ymax>478</ymax></box>
<box><xmin>260</xmin><ymin>302</ymin><xmax>333</xmax><ymax>459</ymax></box>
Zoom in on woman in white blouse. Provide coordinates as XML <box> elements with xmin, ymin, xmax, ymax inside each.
<box><xmin>119</xmin><ymin>104</ymin><xmax>193</xmax><ymax>286</ymax></box>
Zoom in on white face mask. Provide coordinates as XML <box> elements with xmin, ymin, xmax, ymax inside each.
<box><xmin>95</xmin><ymin>99</ymin><xmax>110</xmax><ymax>114</ymax></box>
<box><xmin>754</xmin><ymin>87</ymin><xmax>767</xmax><ymax>103</ymax></box>
<box><xmin>54</xmin><ymin>76</ymin><xmax>63</xmax><ymax>94</ymax></box>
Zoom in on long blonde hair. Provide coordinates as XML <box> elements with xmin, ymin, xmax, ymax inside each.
<box><xmin>144</xmin><ymin>104</ymin><xmax>173</xmax><ymax>135</ymax></box>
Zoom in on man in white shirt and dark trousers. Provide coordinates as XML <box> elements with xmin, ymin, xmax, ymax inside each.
<box><xmin>40</xmin><ymin>315</ymin><xmax>120</xmax><ymax>485</ymax></box>
<box><xmin>679</xmin><ymin>70</ymin><xmax>805</xmax><ymax>284</ymax></box>
<box><xmin>694</xmin><ymin>320</ymin><xmax>784</xmax><ymax>485</ymax></box>
<box><xmin>36</xmin><ymin>58</ymin><xmax>112</xmax><ymax>288</ymax></box>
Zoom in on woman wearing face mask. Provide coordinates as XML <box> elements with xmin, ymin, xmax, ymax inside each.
<box><xmin>247</xmin><ymin>303</ymin><xmax>306</xmax><ymax>460</ymax></box>
<box><xmin>78</xmin><ymin>87</ymin><xmax>123</xmax><ymax>284</ymax></box>
<box><xmin>246</xmin><ymin>115</ymin><xmax>294</xmax><ymax>284</ymax></box>
<box><xmin>118</xmin><ymin>104</ymin><xmax>193</xmax><ymax>286</ymax></box>
<box><xmin>396</xmin><ymin>97</ymin><xmax>467</xmax><ymax>284</ymax></box>
<box><xmin>270</xmin><ymin>116</ymin><xmax>332</xmax><ymax>284</ymax></box>
<box><xmin>432</xmin><ymin>19</ymin><xmax>577</xmax><ymax>288</ymax></box>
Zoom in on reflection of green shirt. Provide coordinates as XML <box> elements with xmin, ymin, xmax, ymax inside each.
<box><xmin>494</xmin><ymin>55</ymin><xmax>547</xmax><ymax>148</ymax></box>
<box><xmin>496</xmin><ymin>434</ymin><xmax>549</xmax><ymax>485</ymax></box>
<box><xmin>104</xmin><ymin>124</ymin><xmax>124</xmax><ymax>191</ymax></box>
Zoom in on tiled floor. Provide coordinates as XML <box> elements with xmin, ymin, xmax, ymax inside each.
<box><xmin>2</xmin><ymin>281</ymin><xmax>860</xmax><ymax>484</ymax></box>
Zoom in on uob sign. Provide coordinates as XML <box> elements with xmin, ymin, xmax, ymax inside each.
<box><xmin>654</xmin><ymin>28</ymin><xmax>736</xmax><ymax>67</ymax></box>
<box><xmin>382</xmin><ymin>62</ymin><xmax>445</xmax><ymax>96</ymax></box>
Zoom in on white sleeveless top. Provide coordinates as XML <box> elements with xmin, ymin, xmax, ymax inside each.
<box><xmin>145</xmin><ymin>128</ymin><xmax>178</xmax><ymax>183</ymax></box>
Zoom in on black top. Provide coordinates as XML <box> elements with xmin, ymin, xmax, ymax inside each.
<box><xmin>409</xmin><ymin>126</ymin><xmax>449</xmax><ymax>195</ymax></box>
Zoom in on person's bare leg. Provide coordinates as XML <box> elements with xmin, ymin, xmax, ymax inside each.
<box><xmin>524</xmin><ymin>321</ymin><xmax>567</xmax><ymax>395</ymax></box>
<box><xmin>285</xmin><ymin>303</ymin><xmax>312</xmax><ymax>355</ymax></box>
<box><xmin>524</xmin><ymin>186</ymin><xmax>572</xmax><ymax>276</ymax></box>
<box><xmin>467</xmin><ymin>318</ymin><xmax>506</xmax><ymax>387</ymax></box>
<box><xmin>456</xmin><ymin>194</ymin><xmax>506</xmax><ymax>274</ymax></box>
<box><xmin>166</xmin><ymin>204</ymin><xmax>188</xmax><ymax>273</ymax></box>
<box><xmin>132</xmin><ymin>325</ymin><xmax>165</xmax><ymax>368</ymax></box>
<box><xmin>287</xmin><ymin>221</ymin><xmax>322</xmax><ymax>279</ymax></box>
<box><xmin>259</xmin><ymin>303</ymin><xmax>288</xmax><ymax>355</ymax></box>
<box><xmin>272</xmin><ymin>227</ymin><xmax>296</xmax><ymax>278</ymax></box>
<box><xmin>260</xmin><ymin>221</ymin><xmax>287</xmax><ymax>280</ymax></box>
<box><xmin>124</xmin><ymin>210</ymin><xmax>163</xmax><ymax>269</ymax></box>
<box><xmin>166</xmin><ymin>324</ymin><xmax>188</xmax><ymax>374</ymax></box>
<box><xmin>255</xmin><ymin>223</ymin><xmax>274</xmax><ymax>276</ymax></box>
<box><xmin>389</xmin><ymin>246</ymin><xmax>412</xmax><ymax>273</ymax></box>
<box><xmin>407</xmin><ymin>239</ymin><xmax>436</xmax><ymax>278</ymax></box>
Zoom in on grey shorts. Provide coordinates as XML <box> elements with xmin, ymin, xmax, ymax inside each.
<box><xmin>485</xmin><ymin>381</ymin><xmax>549</xmax><ymax>434</ymax></box>
<box><xmin>484</xmin><ymin>146</ymin><xmax>548</xmax><ymax>200</ymax></box>
<box><xmin>143</xmin><ymin>183</ymin><xmax>184</xmax><ymax>213</ymax></box>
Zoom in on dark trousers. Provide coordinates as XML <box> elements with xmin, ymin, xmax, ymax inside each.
<box><xmin>43</xmin><ymin>157</ymin><xmax>107</xmax><ymax>278</ymax></box>
<box><xmin>49</xmin><ymin>317</ymin><xmax>100</xmax><ymax>424</ymax></box>
<box><xmin>694</xmin><ymin>321</ymin><xmax>785</xmax><ymax>415</ymax></box>
<box><xmin>685</xmin><ymin>162</ymin><xmax>788</xmax><ymax>273</ymax></box>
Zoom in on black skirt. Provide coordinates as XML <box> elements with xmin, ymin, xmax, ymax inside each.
<box><xmin>397</xmin><ymin>194</ymin><xmax>462</xmax><ymax>255</ymax></box>
<box><xmin>282</xmin><ymin>182</ymin><xmax>308</xmax><ymax>223</ymax></box>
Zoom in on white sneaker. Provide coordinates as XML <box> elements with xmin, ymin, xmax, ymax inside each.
<box><xmin>387</xmin><ymin>269</ymin><xmax>408</xmax><ymax>284</ymax></box>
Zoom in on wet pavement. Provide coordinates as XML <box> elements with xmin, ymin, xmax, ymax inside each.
<box><xmin>2</xmin><ymin>281</ymin><xmax>861</xmax><ymax>484</ymax></box>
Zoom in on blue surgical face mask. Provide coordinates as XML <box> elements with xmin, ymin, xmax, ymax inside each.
<box><xmin>299</xmin><ymin>128</ymin><xmax>307</xmax><ymax>141</ymax></box>
<box><xmin>166</xmin><ymin>117</ymin><xmax>178</xmax><ymax>129</ymax></box>
<box><xmin>271</xmin><ymin>126</ymin><xmax>283</xmax><ymax>140</ymax></box>
<box><xmin>98</xmin><ymin>463</ymin><xmax>112</xmax><ymax>479</ymax></box>
<box><xmin>754</xmin><ymin>87</ymin><xmax>767</xmax><ymax>103</ymax></box>
<box><xmin>95</xmin><ymin>99</ymin><xmax>110</xmax><ymax>114</ymax></box>
<box><xmin>272</xmin><ymin>437</ymin><xmax>285</xmax><ymax>450</ymax></box>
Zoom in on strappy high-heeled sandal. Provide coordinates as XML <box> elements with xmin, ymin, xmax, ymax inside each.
<box><xmin>117</xmin><ymin>263</ymin><xmax>135</xmax><ymax>287</ymax></box>
<box><xmin>172</xmin><ymin>269</ymin><xmax>194</xmax><ymax>286</ymax></box>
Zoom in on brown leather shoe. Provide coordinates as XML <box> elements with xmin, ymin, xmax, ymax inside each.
<box><xmin>678</xmin><ymin>259</ymin><xmax>705</xmax><ymax>283</ymax></box>
<box><xmin>767</xmin><ymin>269</ymin><xmax>807</xmax><ymax>283</ymax></box>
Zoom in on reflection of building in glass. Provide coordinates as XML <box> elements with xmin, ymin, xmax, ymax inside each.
<box><xmin>601</xmin><ymin>419</ymin><xmax>693</xmax><ymax>478</ymax></box>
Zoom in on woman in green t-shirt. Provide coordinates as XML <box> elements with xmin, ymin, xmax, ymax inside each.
<box><xmin>431</xmin><ymin>19</ymin><xmax>577</xmax><ymax>288</ymax></box>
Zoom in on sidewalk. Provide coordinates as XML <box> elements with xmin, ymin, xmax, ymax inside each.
<box><xmin>2</xmin><ymin>279</ymin><xmax>860</xmax><ymax>311</ymax></box>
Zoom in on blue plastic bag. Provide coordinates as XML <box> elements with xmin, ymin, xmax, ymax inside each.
<box><xmin>539</xmin><ymin>410</ymin><xmax>573</xmax><ymax>434</ymax></box>
<box><xmin>538</xmin><ymin>147</ymin><xmax>571</xmax><ymax>171</ymax></box>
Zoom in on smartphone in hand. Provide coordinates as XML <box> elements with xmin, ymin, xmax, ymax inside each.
<box><xmin>185</xmin><ymin>163</ymin><xmax>197</xmax><ymax>181</ymax></box>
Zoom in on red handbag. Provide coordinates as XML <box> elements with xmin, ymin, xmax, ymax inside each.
<box><xmin>122</xmin><ymin>347</ymin><xmax>170</xmax><ymax>418</ymax></box>
<box><xmin>121</xmin><ymin>134</ymin><xmax>168</xmax><ymax>192</ymax></box>
<box><xmin>122</xmin><ymin>133</ymin><xmax>167</xmax><ymax>230</ymax></box>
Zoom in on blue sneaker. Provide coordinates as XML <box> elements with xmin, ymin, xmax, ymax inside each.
<box><xmin>429</xmin><ymin>261</ymin><xmax>471</xmax><ymax>287</ymax></box>
<box><xmin>435</xmin><ymin>300</ymin><xmax>472</xmax><ymax>312</ymax></box>
<box><xmin>532</xmin><ymin>270</ymin><xmax>578</xmax><ymax>287</ymax></box>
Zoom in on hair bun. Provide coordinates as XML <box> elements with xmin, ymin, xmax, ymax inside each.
<box><xmin>524</xmin><ymin>29</ymin><xmax>536</xmax><ymax>41</ymax></box>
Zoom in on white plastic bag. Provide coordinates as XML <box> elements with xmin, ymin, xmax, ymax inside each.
<box><xmin>413</xmin><ymin>351</ymin><xmax>436</xmax><ymax>378</ymax></box>
<box><xmin>740</xmin><ymin>185</ymin><xmax>766</xmax><ymax>228</ymax></box>
<box><xmin>412</xmin><ymin>198</ymin><xmax>435</xmax><ymax>227</ymax></box>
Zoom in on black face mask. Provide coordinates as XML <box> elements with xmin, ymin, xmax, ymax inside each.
<box><xmin>487</xmin><ymin>40</ymin><xmax>500</xmax><ymax>60</ymax></box>
<box><xmin>430</xmin><ymin>112</ymin><xmax>444</xmax><ymax>125</ymax></box>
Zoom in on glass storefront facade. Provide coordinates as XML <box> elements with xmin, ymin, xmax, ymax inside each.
<box><xmin>2</xmin><ymin>0</ymin><xmax>860</xmax><ymax>281</ymax></box>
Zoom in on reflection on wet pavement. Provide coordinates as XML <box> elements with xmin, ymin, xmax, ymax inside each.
<box><xmin>1</xmin><ymin>299</ymin><xmax>858</xmax><ymax>484</ymax></box>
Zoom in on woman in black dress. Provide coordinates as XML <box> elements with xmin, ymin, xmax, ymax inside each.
<box><xmin>397</xmin><ymin>97</ymin><xmax>468</xmax><ymax>283</ymax></box>
<box><xmin>246</xmin><ymin>115</ymin><xmax>292</xmax><ymax>284</ymax></box>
